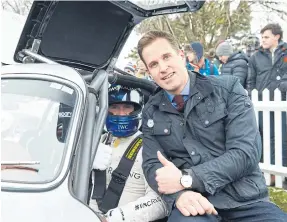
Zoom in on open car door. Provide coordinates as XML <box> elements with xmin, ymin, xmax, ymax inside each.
<box><xmin>14</xmin><ymin>0</ymin><xmax>205</xmax><ymax>72</ymax></box>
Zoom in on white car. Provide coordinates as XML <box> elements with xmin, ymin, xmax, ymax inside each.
<box><xmin>1</xmin><ymin>1</ymin><xmax>205</xmax><ymax>222</ymax></box>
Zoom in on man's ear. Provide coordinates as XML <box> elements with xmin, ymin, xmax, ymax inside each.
<box><xmin>275</xmin><ymin>34</ymin><xmax>280</xmax><ymax>42</ymax></box>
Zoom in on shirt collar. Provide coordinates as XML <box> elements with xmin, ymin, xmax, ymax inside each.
<box><xmin>165</xmin><ymin>77</ymin><xmax>190</xmax><ymax>102</ymax></box>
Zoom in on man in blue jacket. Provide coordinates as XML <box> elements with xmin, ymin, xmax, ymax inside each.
<box><xmin>185</xmin><ymin>42</ymin><xmax>219</xmax><ymax>76</ymax></box>
<box><xmin>137</xmin><ymin>30</ymin><xmax>287</xmax><ymax>222</ymax></box>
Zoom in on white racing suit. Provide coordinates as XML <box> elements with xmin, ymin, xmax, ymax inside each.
<box><xmin>90</xmin><ymin>131</ymin><xmax>167</xmax><ymax>222</ymax></box>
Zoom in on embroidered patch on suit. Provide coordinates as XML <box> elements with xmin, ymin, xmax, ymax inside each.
<box><xmin>112</xmin><ymin>138</ymin><xmax>120</xmax><ymax>148</ymax></box>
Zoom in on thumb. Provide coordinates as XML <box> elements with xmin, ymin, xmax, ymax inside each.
<box><xmin>212</xmin><ymin>207</ymin><xmax>218</xmax><ymax>215</ymax></box>
<box><xmin>157</xmin><ymin>151</ymin><xmax>172</xmax><ymax>166</ymax></box>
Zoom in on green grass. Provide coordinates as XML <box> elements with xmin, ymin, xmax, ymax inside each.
<box><xmin>268</xmin><ymin>187</ymin><xmax>287</xmax><ymax>212</ymax></box>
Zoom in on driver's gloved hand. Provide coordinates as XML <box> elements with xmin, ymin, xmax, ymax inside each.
<box><xmin>92</xmin><ymin>143</ymin><xmax>112</xmax><ymax>170</ymax></box>
<box><xmin>105</xmin><ymin>208</ymin><xmax>125</xmax><ymax>222</ymax></box>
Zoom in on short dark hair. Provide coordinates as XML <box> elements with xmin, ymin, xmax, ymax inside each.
<box><xmin>137</xmin><ymin>31</ymin><xmax>180</xmax><ymax>64</ymax></box>
<box><xmin>260</xmin><ymin>23</ymin><xmax>283</xmax><ymax>42</ymax></box>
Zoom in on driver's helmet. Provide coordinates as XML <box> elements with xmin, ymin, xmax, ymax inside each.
<box><xmin>106</xmin><ymin>85</ymin><xmax>143</xmax><ymax>137</ymax></box>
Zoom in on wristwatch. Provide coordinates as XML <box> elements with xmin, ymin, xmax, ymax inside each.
<box><xmin>180</xmin><ymin>171</ymin><xmax>193</xmax><ymax>188</ymax></box>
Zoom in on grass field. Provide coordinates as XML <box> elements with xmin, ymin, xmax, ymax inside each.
<box><xmin>269</xmin><ymin>187</ymin><xmax>287</xmax><ymax>212</ymax></box>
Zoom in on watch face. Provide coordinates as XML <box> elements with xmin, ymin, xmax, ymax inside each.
<box><xmin>181</xmin><ymin>175</ymin><xmax>192</xmax><ymax>188</ymax></box>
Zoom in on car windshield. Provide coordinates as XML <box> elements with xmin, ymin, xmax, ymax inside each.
<box><xmin>1</xmin><ymin>78</ymin><xmax>76</xmax><ymax>183</ymax></box>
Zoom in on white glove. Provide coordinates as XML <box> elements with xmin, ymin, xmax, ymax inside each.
<box><xmin>92</xmin><ymin>143</ymin><xmax>112</xmax><ymax>170</ymax></box>
<box><xmin>105</xmin><ymin>208</ymin><xmax>125</xmax><ymax>222</ymax></box>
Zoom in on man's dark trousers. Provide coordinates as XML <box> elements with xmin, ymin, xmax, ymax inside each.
<box><xmin>167</xmin><ymin>201</ymin><xmax>287</xmax><ymax>222</ymax></box>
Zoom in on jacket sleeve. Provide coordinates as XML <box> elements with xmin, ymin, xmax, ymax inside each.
<box><xmin>246</xmin><ymin>56</ymin><xmax>257</xmax><ymax>94</ymax></box>
<box><xmin>188</xmin><ymin>79</ymin><xmax>262</xmax><ymax>196</ymax></box>
<box><xmin>141</xmin><ymin>109</ymin><xmax>184</xmax><ymax>215</ymax></box>
<box><xmin>115</xmin><ymin>150</ymin><xmax>168</xmax><ymax>222</ymax></box>
<box><xmin>232</xmin><ymin>59</ymin><xmax>248</xmax><ymax>88</ymax></box>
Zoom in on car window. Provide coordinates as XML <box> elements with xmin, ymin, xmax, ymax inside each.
<box><xmin>1</xmin><ymin>78</ymin><xmax>76</xmax><ymax>183</ymax></box>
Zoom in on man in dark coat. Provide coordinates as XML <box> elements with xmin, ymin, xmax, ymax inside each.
<box><xmin>137</xmin><ymin>30</ymin><xmax>287</xmax><ymax>222</ymax></box>
<box><xmin>247</xmin><ymin>23</ymin><xmax>287</xmax><ymax>168</ymax></box>
<box><xmin>216</xmin><ymin>41</ymin><xmax>248</xmax><ymax>88</ymax></box>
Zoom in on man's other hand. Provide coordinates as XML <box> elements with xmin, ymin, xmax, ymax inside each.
<box><xmin>156</xmin><ymin>151</ymin><xmax>184</xmax><ymax>194</ymax></box>
<box><xmin>176</xmin><ymin>191</ymin><xmax>218</xmax><ymax>217</ymax></box>
<box><xmin>105</xmin><ymin>208</ymin><xmax>125</xmax><ymax>222</ymax></box>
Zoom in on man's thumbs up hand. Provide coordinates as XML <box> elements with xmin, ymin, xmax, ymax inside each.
<box><xmin>157</xmin><ymin>151</ymin><xmax>173</xmax><ymax>166</ymax></box>
<box><xmin>155</xmin><ymin>151</ymin><xmax>184</xmax><ymax>194</ymax></box>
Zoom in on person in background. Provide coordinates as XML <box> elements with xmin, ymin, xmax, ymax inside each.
<box><xmin>124</xmin><ymin>62</ymin><xmax>136</xmax><ymax>75</ymax></box>
<box><xmin>184</xmin><ymin>42</ymin><xmax>219</xmax><ymax>76</ymax></box>
<box><xmin>205</xmin><ymin>48</ymin><xmax>220</xmax><ymax>70</ymax></box>
<box><xmin>90</xmin><ymin>85</ymin><xmax>167</xmax><ymax>222</ymax></box>
<box><xmin>216</xmin><ymin>41</ymin><xmax>248</xmax><ymax>87</ymax></box>
<box><xmin>135</xmin><ymin>60</ymin><xmax>149</xmax><ymax>79</ymax></box>
<box><xmin>241</xmin><ymin>35</ymin><xmax>260</xmax><ymax>58</ymax></box>
<box><xmin>247</xmin><ymin>23</ymin><xmax>287</xmax><ymax>170</ymax></box>
<box><xmin>185</xmin><ymin>42</ymin><xmax>219</xmax><ymax>76</ymax></box>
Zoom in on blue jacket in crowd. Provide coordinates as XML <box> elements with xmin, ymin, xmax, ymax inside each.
<box><xmin>186</xmin><ymin>58</ymin><xmax>219</xmax><ymax>76</ymax></box>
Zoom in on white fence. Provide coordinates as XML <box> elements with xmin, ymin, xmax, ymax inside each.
<box><xmin>251</xmin><ymin>88</ymin><xmax>287</xmax><ymax>188</ymax></box>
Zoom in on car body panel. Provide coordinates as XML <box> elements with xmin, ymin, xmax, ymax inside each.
<box><xmin>1</xmin><ymin>177</ymin><xmax>102</xmax><ymax>222</ymax></box>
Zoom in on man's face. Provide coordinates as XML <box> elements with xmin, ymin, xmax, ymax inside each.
<box><xmin>142</xmin><ymin>38</ymin><xmax>189</xmax><ymax>94</ymax></box>
<box><xmin>108</xmin><ymin>103</ymin><xmax>134</xmax><ymax>116</ymax></box>
<box><xmin>218</xmin><ymin>55</ymin><xmax>229</xmax><ymax>64</ymax></box>
<box><xmin>261</xmin><ymin>30</ymin><xmax>280</xmax><ymax>49</ymax></box>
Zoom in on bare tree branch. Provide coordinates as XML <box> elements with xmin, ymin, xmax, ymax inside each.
<box><xmin>2</xmin><ymin>0</ymin><xmax>32</xmax><ymax>15</ymax></box>
<box><xmin>260</xmin><ymin>2</ymin><xmax>287</xmax><ymax>18</ymax></box>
